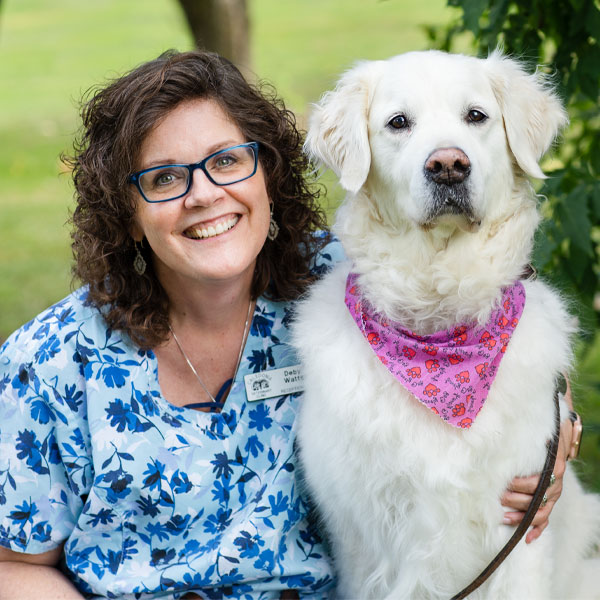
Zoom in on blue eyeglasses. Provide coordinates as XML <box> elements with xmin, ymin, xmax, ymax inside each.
<box><xmin>128</xmin><ymin>142</ymin><xmax>260</xmax><ymax>203</ymax></box>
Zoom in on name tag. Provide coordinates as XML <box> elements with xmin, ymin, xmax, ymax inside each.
<box><xmin>244</xmin><ymin>365</ymin><xmax>304</xmax><ymax>402</ymax></box>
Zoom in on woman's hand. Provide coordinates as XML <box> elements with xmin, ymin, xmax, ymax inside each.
<box><xmin>500</xmin><ymin>378</ymin><xmax>574</xmax><ymax>544</ymax></box>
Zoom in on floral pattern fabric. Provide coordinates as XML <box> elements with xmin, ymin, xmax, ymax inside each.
<box><xmin>0</xmin><ymin>238</ymin><xmax>344</xmax><ymax>600</ymax></box>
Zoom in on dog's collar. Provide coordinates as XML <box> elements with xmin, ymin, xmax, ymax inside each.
<box><xmin>345</xmin><ymin>273</ymin><xmax>526</xmax><ymax>428</ymax></box>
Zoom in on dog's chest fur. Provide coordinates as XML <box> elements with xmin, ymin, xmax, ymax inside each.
<box><xmin>295</xmin><ymin>262</ymin><xmax>573</xmax><ymax>598</ymax></box>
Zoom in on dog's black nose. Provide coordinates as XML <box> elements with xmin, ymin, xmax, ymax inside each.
<box><xmin>424</xmin><ymin>147</ymin><xmax>471</xmax><ymax>185</ymax></box>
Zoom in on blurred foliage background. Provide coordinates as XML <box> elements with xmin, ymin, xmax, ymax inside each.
<box><xmin>0</xmin><ymin>0</ymin><xmax>598</xmax><ymax>490</ymax></box>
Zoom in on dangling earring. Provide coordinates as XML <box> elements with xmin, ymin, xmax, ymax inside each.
<box><xmin>133</xmin><ymin>240</ymin><xmax>147</xmax><ymax>275</ymax></box>
<box><xmin>267</xmin><ymin>204</ymin><xmax>279</xmax><ymax>241</ymax></box>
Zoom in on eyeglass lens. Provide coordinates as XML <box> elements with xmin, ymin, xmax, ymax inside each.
<box><xmin>139</xmin><ymin>145</ymin><xmax>256</xmax><ymax>202</ymax></box>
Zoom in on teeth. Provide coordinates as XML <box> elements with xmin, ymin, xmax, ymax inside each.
<box><xmin>186</xmin><ymin>215</ymin><xmax>239</xmax><ymax>239</ymax></box>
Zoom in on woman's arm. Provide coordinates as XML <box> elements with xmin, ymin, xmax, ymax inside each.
<box><xmin>0</xmin><ymin>545</ymin><xmax>84</xmax><ymax>600</ymax></box>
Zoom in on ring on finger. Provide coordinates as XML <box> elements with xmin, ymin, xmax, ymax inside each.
<box><xmin>541</xmin><ymin>492</ymin><xmax>548</xmax><ymax>508</ymax></box>
<box><xmin>549</xmin><ymin>473</ymin><xmax>556</xmax><ymax>487</ymax></box>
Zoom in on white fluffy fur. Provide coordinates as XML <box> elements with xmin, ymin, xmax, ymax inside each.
<box><xmin>294</xmin><ymin>51</ymin><xmax>600</xmax><ymax>599</ymax></box>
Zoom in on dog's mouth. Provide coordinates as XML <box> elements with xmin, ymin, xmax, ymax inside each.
<box><xmin>422</xmin><ymin>182</ymin><xmax>481</xmax><ymax>232</ymax></box>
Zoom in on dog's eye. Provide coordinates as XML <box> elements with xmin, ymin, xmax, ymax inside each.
<box><xmin>387</xmin><ymin>115</ymin><xmax>409</xmax><ymax>130</ymax></box>
<box><xmin>467</xmin><ymin>109</ymin><xmax>488</xmax><ymax>123</ymax></box>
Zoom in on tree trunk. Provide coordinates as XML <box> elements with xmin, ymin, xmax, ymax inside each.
<box><xmin>177</xmin><ymin>0</ymin><xmax>251</xmax><ymax>72</ymax></box>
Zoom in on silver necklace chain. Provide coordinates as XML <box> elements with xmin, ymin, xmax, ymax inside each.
<box><xmin>169</xmin><ymin>299</ymin><xmax>254</xmax><ymax>404</ymax></box>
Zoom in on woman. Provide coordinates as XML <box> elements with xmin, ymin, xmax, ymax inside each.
<box><xmin>0</xmin><ymin>50</ymin><xmax>574</xmax><ymax>599</ymax></box>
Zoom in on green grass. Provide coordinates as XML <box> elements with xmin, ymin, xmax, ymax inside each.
<box><xmin>0</xmin><ymin>0</ymin><xmax>193</xmax><ymax>334</ymax></box>
<box><xmin>0</xmin><ymin>0</ymin><xmax>598</xmax><ymax>489</ymax></box>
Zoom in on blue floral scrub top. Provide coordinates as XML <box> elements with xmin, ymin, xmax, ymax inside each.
<box><xmin>0</xmin><ymin>239</ymin><xmax>344</xmax><ymax>599</ymax></box>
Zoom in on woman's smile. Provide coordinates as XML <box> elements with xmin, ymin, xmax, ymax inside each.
<box><xmin>183</xmin><ymin>214</ymin><xmax>240</xmax><ymax>239</ymax></box>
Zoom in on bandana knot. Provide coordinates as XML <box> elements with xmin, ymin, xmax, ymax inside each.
<box><xmin>345</xmin><ymin>273</ymin><xmax>526</xmax><ymax>428</ymax></box>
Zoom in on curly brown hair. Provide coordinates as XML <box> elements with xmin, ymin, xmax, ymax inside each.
<box><xmin>67</xmin><ymin>50</ymin><xmax>329</xmax><ymax>349</ymax></box>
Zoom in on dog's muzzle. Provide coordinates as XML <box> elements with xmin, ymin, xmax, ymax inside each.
<box><xmin>423</xmin><ymin>147</ymin><xmax>479</xmax><ymax>229</ymax></box>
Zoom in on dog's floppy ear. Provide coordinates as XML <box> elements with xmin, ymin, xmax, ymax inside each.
<box><xmin>305</xmin><ymin>60</ymin><xmax>384</xmax><ymax>193</ymax></box>
<box><xmin>486</xmin><ymin>51</ymin><xmax>568</xmax><ymax>179</ymax></box>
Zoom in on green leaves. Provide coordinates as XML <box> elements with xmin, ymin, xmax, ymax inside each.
<box><xmin>556</xmin><ymin>184</ymin><xmax>593</xmax><ymax>258</ymax></box>
<box><xmin>576</xmin><ymin>45</ymin><xmax>600</xmax><ymax>100</ymax></box>
<box><xmin>535</xmin><ymin>172</ymin><xmax>597</xmax><ymax>311</ymax></box>
<box><xmin>460</xmin><ymin>0</ymin><xmax>490</xmax><ymax>32</ymax></box>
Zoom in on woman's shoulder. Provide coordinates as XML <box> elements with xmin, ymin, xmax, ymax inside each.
<box><xmin>0</xmin><ymin>287</ymin><xmax>125</xmax><ymax>370</ymax></box>
<box><xmin>3</xmin><ymin>287</ymin><xmax>90</xmax><ymax>344</ymax></box>
<box><xmin>310</xmin><ymin>231</ymin><xmax>346</xmax><ymax>275</ymax></box>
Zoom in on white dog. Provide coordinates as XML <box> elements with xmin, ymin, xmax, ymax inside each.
<box><xmin>293</xmin><ymin>51</ymin><xmax>600</xmax><ymax>599</ymax></box>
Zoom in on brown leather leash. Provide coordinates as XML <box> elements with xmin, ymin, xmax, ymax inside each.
<box><xmin>450</xmin><ymin>387</ymin><xmax>561</xmax><ymax>600</ymax></box>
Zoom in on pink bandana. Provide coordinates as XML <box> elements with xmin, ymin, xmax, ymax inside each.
<box><xmin>345</xmin><ymin>273</ymin><xmax>526</xmax><ymax>428</ymax></box>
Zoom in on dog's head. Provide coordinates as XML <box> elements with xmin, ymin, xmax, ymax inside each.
<box><xmin>306</xmin><ymin>50</ymin><xmax>567</xmax><ymax>233</ymax></box>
